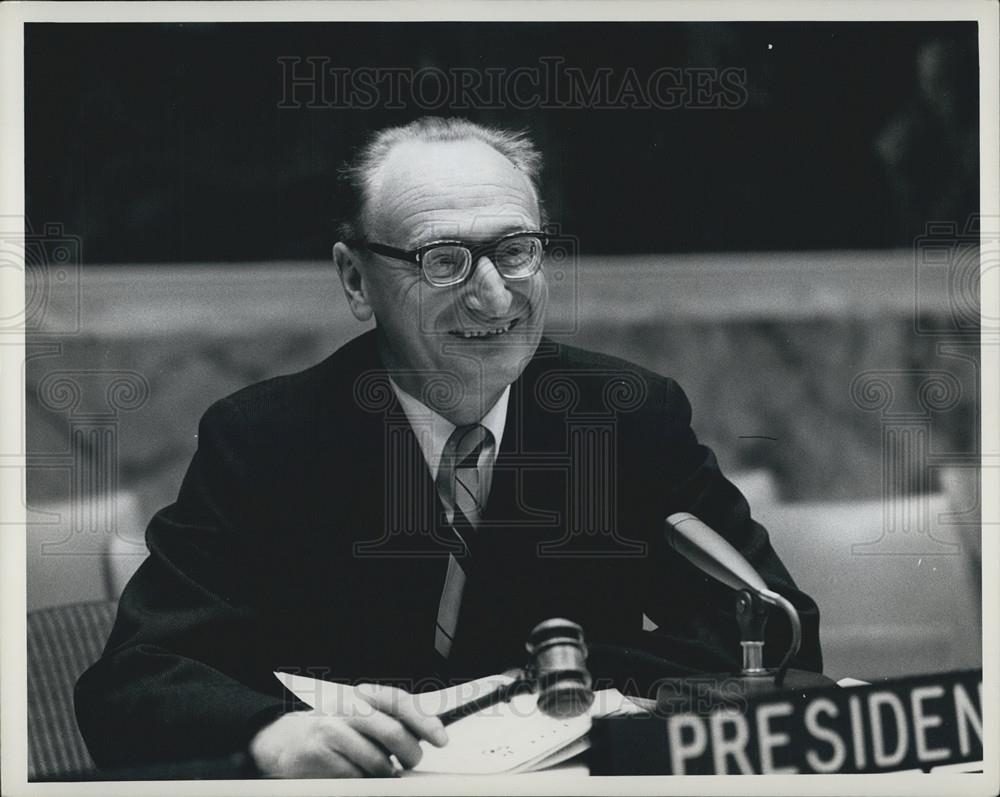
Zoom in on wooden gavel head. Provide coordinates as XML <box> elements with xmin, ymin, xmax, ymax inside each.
<box><xmin>525</xmin><ymin>618</ymin><xmax>595</xmax><ymax>718</ymax></box>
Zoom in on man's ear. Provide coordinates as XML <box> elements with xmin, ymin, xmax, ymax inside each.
<box><xmin>333</xmin><ymin>242</ymin><xmax>374</xmax><ymax>322</ymax></box>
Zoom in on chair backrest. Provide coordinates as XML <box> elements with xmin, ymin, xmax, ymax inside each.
<box><xmin>26</xmin><ymin>600</ymin><xmax>118</xmax><ymax>780</ymax></box>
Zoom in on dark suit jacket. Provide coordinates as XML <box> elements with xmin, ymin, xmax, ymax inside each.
<box><xmin>75</xmin><ymin>330</ymin><xmax>822</xmax><ymax>768</ymax></box>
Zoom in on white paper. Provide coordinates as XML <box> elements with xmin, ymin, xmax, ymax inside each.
<box><xmin>273</xmin><ymin>670</ymin><xmax>644</xmax><ymax>776</ymax></box>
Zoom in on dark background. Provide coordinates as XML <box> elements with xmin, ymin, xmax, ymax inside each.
<box><xmin>26</xmin><ymin>21</ymin><xmax>978</xmax><ymax>263</ymax></box>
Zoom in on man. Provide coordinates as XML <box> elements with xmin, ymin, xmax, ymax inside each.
<box><xmin>75</xmin><ymin>117</ymin><xmax>822</xmax><ymax>778</ymax></box>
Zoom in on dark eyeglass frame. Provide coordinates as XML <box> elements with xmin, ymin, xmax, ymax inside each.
<box><xmin>359</xmin><ymin>230</ymin><xmax>550</xmax><ymax>287</ymax></box>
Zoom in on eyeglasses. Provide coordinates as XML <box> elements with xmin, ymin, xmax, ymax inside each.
<box><xmin>361</xmin><ymin>231</ymin><xmax>550</xmax><ymax>287</ymax></box>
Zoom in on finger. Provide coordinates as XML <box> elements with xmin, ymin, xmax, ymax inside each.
<box><xmin>355</xmin><ymin>683</ymin><xmax>449</xmax><ymax>747</ymax></box>
<box><xmin>319</xmin><ymin>719</ymin><xmax>397</xmax><ymax>778</ymax></box>
<box><xmin>321</xmin><ymin>748</ymin><xmax>367</xmax><ymax>779</ymax></box>
<box><xmin>291</xmin><ymin>740</ymin><xmax>366</xmax><ymax>779</ymax></box>
<box><xmin>345</xmin><ymin>709</ymin><xmax>424</xmax><ymax>769</ymax></box>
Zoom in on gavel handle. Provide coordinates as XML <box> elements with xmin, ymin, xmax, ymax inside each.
<box><xmin>436</xmin><ymin>677</ymin><xmax>533</xmax><ymax>726</ymax></box>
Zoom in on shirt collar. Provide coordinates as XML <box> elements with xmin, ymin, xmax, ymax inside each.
<box><xmin>388</xmin><ymin>378</ymin><xmax>510</xmax><ymax>482</ymax></box>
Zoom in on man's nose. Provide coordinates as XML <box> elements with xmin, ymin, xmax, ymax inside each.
<box><xmin>464</xmin><ymin>256</ymin><xmax>513</xmax><ymax>317</ymax></box>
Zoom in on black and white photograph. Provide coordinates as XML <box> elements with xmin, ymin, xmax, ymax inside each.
<box><xmin>1</xmin><ymin>1</ymin><xmax>997</xmax><ymax>794</ymax></box>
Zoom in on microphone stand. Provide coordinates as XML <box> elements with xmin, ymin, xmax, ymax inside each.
<box><xmin>653</xmin><ymin>589</ymin><xmax>833</xmax><ymax>714</ymax></box>
<box><xmin>654</xmin><ymin>513</ymin><xmax>835</xmax><ymax>714</ymax></box>
<box><xmin>735</xmin><ymin>587</ymin><xmax>801</xmax><ymax>687</ymax></box>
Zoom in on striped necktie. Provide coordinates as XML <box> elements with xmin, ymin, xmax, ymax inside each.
<box><xmin>434</xmin><ymin>423</ymin><xmax>494</xmax><ymax>659</ymax></box>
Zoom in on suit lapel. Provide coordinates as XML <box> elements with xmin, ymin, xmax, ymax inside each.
<box><xmin>314</xmin><ymin>332</ymin><xmax>457</xmax><ymax>673</ymax></box>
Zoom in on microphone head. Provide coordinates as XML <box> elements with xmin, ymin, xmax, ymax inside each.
<box><xmin>665</xmin><ymin>512</ymin><xmax>769</xmax><ymax>594</ymax></box>
<box><xmin>525</xmin><ymin>618</ymin><xmax>594</xmax><ymax>718</ymax></box>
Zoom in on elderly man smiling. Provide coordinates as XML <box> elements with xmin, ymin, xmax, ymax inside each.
<box><xmin>333</xmin><ymin>119</ymin><xmax>549</xmax><ymax>426</ymax></box>
<box><xmin>75</xmin><ymin>117</ymin><xmax>822</xmax><ymax>778</ymax></box>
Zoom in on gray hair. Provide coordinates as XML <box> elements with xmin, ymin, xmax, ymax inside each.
<box><xmin>336</xmin><ymin>116</ymin><xmax>545</xmax><ymax>243</ymax></box>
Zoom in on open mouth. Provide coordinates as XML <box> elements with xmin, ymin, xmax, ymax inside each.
<box><xmin>447</xmin><ymin>317</ymin><xmax>521</xmax><ymax>339</ymax></box>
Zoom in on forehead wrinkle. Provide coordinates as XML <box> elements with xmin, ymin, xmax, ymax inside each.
<box><xmin>366</xmin><ymin>140</ymin><xmax>540</xmax><ymax>244</ymax></box>
<box><xmin>396</xmin><ymin>204</ymin><xmax>539</xmax><ymax>249</ymax></box>
<box><xmin>379</xmin><ymin>174</ymin><xmax>535</xmax><ymax>214</ymax></box>
<box><xmin>385</xmin><ymin>187</ymin><xmax>534</xmax><ymax>221</ymax></box>
<box><xmin>377</xmin><ymin>179</ymin><xmax>539</xmax><ymax>246</ymax></box>
<box><xmin>392</xmin><ymin>191</ymin><xmax>537</xmax><ymax>225</ymax></box>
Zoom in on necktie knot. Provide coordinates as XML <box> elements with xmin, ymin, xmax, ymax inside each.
<box><xmin>437</xmin><ymin>423</ymin><xmax>494</xmax><ymax>529</ymax></box>
<box><xmin>441</xmin><ymin>423</ymin><xmax>491</xmax><ymax>470</ymax></box>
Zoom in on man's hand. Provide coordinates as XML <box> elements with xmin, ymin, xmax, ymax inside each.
<box><xmin>249</xmin><ymin>683</ymin><xmax>449</xmax><ymax>778</ymax></box>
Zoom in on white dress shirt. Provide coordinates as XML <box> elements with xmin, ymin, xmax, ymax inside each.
<box><xmin>389</xmin><ymin>377</ymin><xmax>509</xmax><ymax>486</ymax></box>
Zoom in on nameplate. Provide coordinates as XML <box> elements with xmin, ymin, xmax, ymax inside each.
<box><xmin>590</xmin><ymin>669</ymin><xmax>983</xmax><ymax>775</ymax></box>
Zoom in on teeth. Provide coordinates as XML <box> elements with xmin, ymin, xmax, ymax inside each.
<box><xmin>452</xmin><ymin>323</ymin><xmax>513</xmax><ymax>338</ymax></box>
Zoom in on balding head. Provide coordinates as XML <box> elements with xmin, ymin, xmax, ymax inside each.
<box><xmin>336</xmin><ymin>117</ymin><xmax>545</xmax><ymax>244</ymax></box>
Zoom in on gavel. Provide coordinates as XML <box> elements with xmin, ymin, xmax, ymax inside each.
<box><xmin>437</xmin><ymin>618</ymin><xmax>595</xmax><ymax>725</ymax></box>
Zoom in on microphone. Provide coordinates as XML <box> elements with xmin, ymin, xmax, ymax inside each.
<box><xmin>662</xmin><ymin>512</ymin><xmax>834</xmax><ymax>705</ymax></box>
<box><xmin>437</xmin><ymin>618</ymin><xmax>595</xmax><ymax>725</ymax></box>
<box><xmin>665</xmin><ymin>512</ymin><xmax>770</xmax><ymax>593</ymax></box>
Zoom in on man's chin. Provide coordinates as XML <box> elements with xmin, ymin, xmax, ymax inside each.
<box><xmin>444</xmin><ymin>336</ymin><xmax>540</xmax><ymax>395</ymax></box>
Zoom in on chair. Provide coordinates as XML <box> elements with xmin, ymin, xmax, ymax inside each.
<box><xmin>26</xmin><ymin>600</ymin><xmax>118</xmax><ymax>780</ymax></box>
<box><xmin>25</xmin><ymin>491</ymin><xmax>147</xmax><ymax>780</ymax></box>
